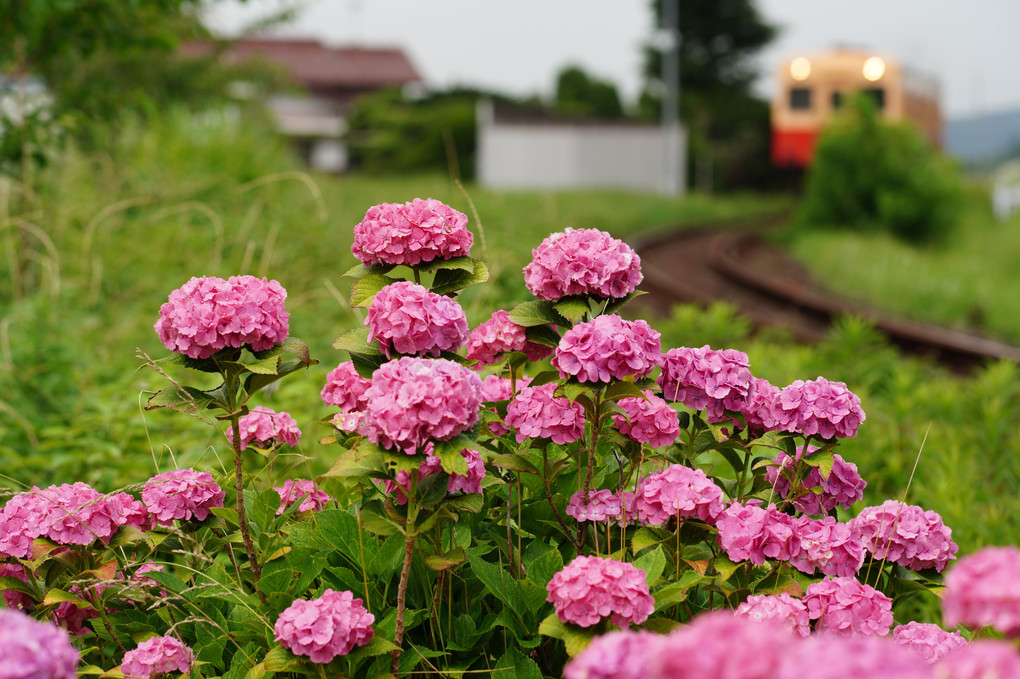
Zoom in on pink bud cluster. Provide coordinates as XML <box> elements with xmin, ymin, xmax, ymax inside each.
<box><xmin>523</xmin><ymin>227</ymin><xmax>642</xmax><ymax>301</ymax></box>
<box><xmin>366</xmin><ymin>281</ymin><xmax>469</xmax><ymax>358</ymax></box>
<box><xmin>274</xmin><ymin>589</ymin><xmax>375</xmax><ymax>663</ymax></box>
<box><xmin>736</xmin><ymin>593</ymin><xmax>811</xmax><ymax>637</ymax></box>
<box><xmin>613</xmin><ymin>391</ymin><xmax>680</xmax><ymax>448</ymax></box>
<box><xmin>361</xmin><ymin>357</ymin><xmax>482</xmax><ymax>454</ymax></box>
<box><xmin>385</xmin><ymin>446</ymin><xmax>486</xmax><ymax>503</ymax></box>
<box><xmin>321</xmin><ymin>361</ymin><xmax>372</xmax><ymax>412</ymax></box>
<box><xmin>351</xmin><ymin>198</ymin><xmax>473</xmax><ymax>267</ymax></box>
<box><xmin>120</xmin><ymin>635</ymin><xmax>194</xmax><ymax>679</ymax></box>
<box><xmin>766</xmin><ymin>450</ymin><xmax>866</xmax><ymax>515</ymax></box>
<box><xmin>227</xmin><ymin>406</ymin><xmax>301</xmax><ymax>450</ymax></box>
<box><xmin>892</xmin><ymin>622</ymin><xmax>967</xmax><ymax>664</ymax></box>
<box><xmin>633</xmin><ymin>464</ymin><xmax>725</xmax><ymax>526</ymax></box>
<box><xmin>775</xmin><ymin>377</ymin><xmax>866</xmax><ymax>439</ymax></box>
<box><xmin>0</xmin><ymin>609</ymin><xmax>79</xmax><ymax>679</ymax></box>
<box><xmin>850</xmin><ymin>500</ymin><xmax>958</xmax><ymax>572</ymax></box>
<box><xmin>804</xmin><ymin>577</ymin><xmax>894</xmax><ymax>637</ymax></box>
<box><xmin>0</xmin><ymin>483</ymin><xmax>150</xmax><ymax>557</ymax></box>
<box><xmin>546</xmin><ymin>555</ymin><xmax>654</xmax><ymax>627</ymax></box>
<box><xmin>141</xmin><ymin>469</ymin><xmax>225</xmax><ymax>526</ymax></box>
<box><xmin>275</xmin><ymin>479</ymin><xmax>330</xmax><ymax>515</ymax></box>
<box><xmin>155</xmin><ymin>275</ymin><xmax>289</xmax><ymax>359</ymax></box>
<box><xmin>553</xmin><ymin>315</ymin><xmax>661</xmax><ymax>384</ymax></box>
<box><xmin>504</xmin><ymin>382</ymin><xmax>585</xmax><ymax>445</ymax></box>
<box><xmin>658</xmin><ymin>345</ymin><xmax>753</xmax><ymax>423</ymax></box>
<box><xmin>942</xmin><ymin>545</ymin><xmax>1020</xmax><ymax>637</ymax></box>
<box><xmin>466</xmin><ymin>310</ymin><xmax>554</xmax><ymax>365</ymax></box>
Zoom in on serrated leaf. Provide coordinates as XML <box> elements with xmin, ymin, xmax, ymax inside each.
<box><xmin>444</xmin><ymin>494</ymin><xmax>483</xmax><ymax>514</ymax></box>
<box><xmin>144</xmin><ymin>385</ymin><xmax>217</xmax><ymax>412</ymax></box>
<box><xmin>0</xmin><ymin>576</ymin><xmax>33</xmax><ymax>596</ymax></box>
<box><xmin>263</xmin><ymin>646</ymin><xmax>308</xmax><ymax>673</ymax></box>
<box><xmin>802</xmin><ymin>449</ymin><xmax>835</xmax><ymax>480</ymax></box>
<box><xmin>557</xmin><ymin>381</ymin><xmax>588</xmax><ymax>404</ymax></box>
<box><xmin>349</xmin><ymin>351</ymin><xmax>386</xmax><ymax>378</ymax></box>
<box><xmin>507</xmin><ymin>300</ymin><xmax>571</xmax><ymax>328</ymax></box>
<box><xmin>351</xmin><ymin>273</ymin><xmax>399</xmax><ymax>307</ymax></box>
<box><xmin>633</xmin><ymin>546</ymin><xmax>666</xmax><ymax>587</ymax></box>
<box><xmin>320</xmin><ymin>446</ymin><xmax>387</xmax><ymax>479</ymax></box>
<box><xmin>43</xmin><ymin>588</ymin><xmax>92</xmax><ymax>608</ymax></box>
<box><xmin>630</xmin><ymin>527</ymin><xmax>663</xmax><ymax>555</ymax></box>
<box><xmin>528</xmin><ymin>370</ymin><xmax>560</xmax><ymax>387</ymax></box>
<box><xmin>523</xmin><ymin>323</ymin><xmax>561</xmax><ymax>348</ymax></box>
<box><xmin>341</xmin><ymin>262</ymin><xmax>395</xmax><ymax>278</ymax></box>
<box><xmin>553</xmin><ymin>296</ymin><xmax>591</xmax><ymax>323</ymax></box>
<box><xmin>417</xmin><ymin>255</ymin><xmax>474</xmax><ymax>274</ymax></box>
<box><xmin>430</xmin><ymin>259</ymin><xmax>490</xmax><ymax>295</ymax></box>
<box><xmin>604</xmin><ymin>381</ymin><xmax>648</xmax><ymax>402</ymax></box>
<box><xmin>425</xmin><ymin>547</ymin><xmax>466</xmax><ymax>571</ymax></box>
<box><xmin>332</xmin><ymin>327</ymin><xmax>376</xmax><ymax>354</ymax></box>
<box><xmin>436</xmin><ymin>446</ymin><xmax>469</xmax><ymax>476</ymax></box>
<box><xmin>243</xmin><ymin>357</ymin><xmax>316</xmax><ymax>399</ymax></box>
<box><xmin>538</xmin><ymin>614</ymin><xmax>595</xmax><ymax>657</ymax></box>
<box><xmin>491</xmin><ymin>454</ymin><xmax>539</xmax><ymax>474</ymax></box>
<box><xmin>493</xmin><ymin>646</ymin><xmax>543</xmax><ymax>679</ymax></box>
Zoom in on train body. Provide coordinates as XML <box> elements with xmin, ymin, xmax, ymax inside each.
<box><xmin>771</xmin><ymin>49</ymin><xmax>941</xmax><ymax>168</ymax></box>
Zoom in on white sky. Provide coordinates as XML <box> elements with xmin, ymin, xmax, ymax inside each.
<box><xmin>205</xmin><ymin>0</ymin><xmax>1020</xmax><ymax>118</ymax></box>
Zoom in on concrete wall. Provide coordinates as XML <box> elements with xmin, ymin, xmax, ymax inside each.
<box><xmin>476</xmin><ymin>100</ymin><xmax>686</xmax><ymax>195</ymax></box>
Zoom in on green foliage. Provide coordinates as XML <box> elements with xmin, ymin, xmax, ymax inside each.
<box><xmin>799</xmin><ymin>95</ymin><xmax>963</xmax><ymax>243</ymax></box>
<box><xmin>554</xmin><ymin>66</ymin><xmax>625</xmax><ymax>119</ymax></box>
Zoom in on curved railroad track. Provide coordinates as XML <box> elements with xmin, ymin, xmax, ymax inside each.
<box><xmin>630</xmin><ymin>215</ymin><xmax>1020</xmax><ymax>374</ymax></box>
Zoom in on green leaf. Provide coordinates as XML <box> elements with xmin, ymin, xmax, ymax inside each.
<box><xmin>243</xmin><ymin>357</ymin><xmax>315</xmax><ymax>399</ymax></box>
<box><xmin>320</xmin><ymin>446</ymin><xmax>387</xmax><ymax>479</ymax></box>
<box><xmin>317</xmin><ymin>509</ymin><xmax>377</xmax><ymax>564</ymax></box>
<box><xmin>0</xmin><ymin>576</ymin><xmax>33</xmax><ymax>596</ymax></box>
<box><xmin>144</xmin><ymin>385</ymin><xmax>218</xmax><ymax>412</ymax></box>
<box><xmin>524</xmin><ymin>323</ymin><xmax>561</xmax><ymax>348</ymax></box>
<box><xmin>465</xmin><ymin>548</ymin><xmax>528</xmax><ymax>621</ymax></box>
<box><xmin>332</xmin><ymin>327</ymin><xmax>376</xmax><ymax>354</ymax></box>
<box><xmin>436</xmin><ymin>446</ymin><xmax>469</xmax><ymax>476</ymax></box>
<box><xmin>538</xmin><ymin>614</ymin><xmax>595</xmax><ymax>657</ymax></box>
<box><xmin>553</xmin><ymin>296</ymin><xmax>591</xmax><ymax>323</ymax></box>
<box><xmin>344</xmin><ymin>635</ymin><xmax>399</xmax><ymax>664</ymax></box>
<box><xmin>633</xmin><ymin>545</ymin><xmax>667</xmax><ymax>587</ymax></box>
<box><xmin>803</xmin><ymin>449</ymin><xmax>835</xmax><ymax>480</ymax></box>
<box><xmin>604</xmin><ymin>381</ymin><xmax>647</xmax><ymax>402</ymax></box>
<box><xmin>262</xmin><ymin>646</ymin><xmax>308</xmax><ymax>673</ymax></box>
<box><xmin>491</xmin><ymin>454</ymin><xmax>539</xmax><ymax>475</ymax></box>
<box><xmin>425</xmin><ymin>547</ymin><xmax>466</xmax><ymax>571</ymax></box>
<box><xmin>417</xmin><ymin>255</ymin><xmax>474</xmax><ymax>274</ymax></box>
<box><xmin>630</xmin><ymin>527</ymin><xmax>663</xmax><ymax>555</ymax></box>
<box><xmin>341</xmin><ymin>262</ymin><xmax>396</xmax><ymax>278</ymax></box>
<box><xmin>240</xmin><ymin>352</ymin><xmax>280</xmax><ymax>375</ymax></box>
<box><xmin>43</xmin><ymin>588</ymin><xmax>92</xmax><ymax>608</ymax></box>
<box><xmin>351</xmin><ymin>273</ymin><xmax>399</xmax><ymax>308</ymax></box>
<box><xmin>444</xmin><ymin>493</ymin><xmax>483</xmax><ymax>514</ymax></box>
<box><xmin>527</xmin><ymin>370</ymin><xmax>561</xmax><ymax>387</ymax></box>
<box><xmin>349</xmin><ymin>351</ymin><xmax>387</xmax><ymax>378</ymax></box>
<box><xmin>507</xmin><ymin>300</ymin><xmax>571</xmax><ymax>328</ymax></box>
<box><xmin>559</xmin><ymin>382</ymin><xmax>589</xmax><ymax>404</ymax></box>
<box><xmin>492</xmin><ymin>646</ymin><xmax>543</xmax><ymax>679</ymax></box>
<box><xmin>430</xmin><ymin>259</ymin><xmax>490</xmax><ymax>295</ymax></box>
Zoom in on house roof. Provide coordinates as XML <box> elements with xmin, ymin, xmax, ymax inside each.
<box><xmin>181</xmin><ymin>38</ymin><xmax>422</xmax><ymax>90</ymax></box>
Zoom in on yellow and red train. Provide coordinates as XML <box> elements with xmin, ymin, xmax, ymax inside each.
<box><xmin>770</xmin><ymin>49</ymin><xmax>941</xmax><ymax>168</ymax></box>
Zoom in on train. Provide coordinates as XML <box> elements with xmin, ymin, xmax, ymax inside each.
<box><xmin>770</xmin><ymin>48</ymin><xmax>941</xmax><ymax>168</ymax></box>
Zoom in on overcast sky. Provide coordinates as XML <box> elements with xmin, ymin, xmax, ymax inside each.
<box><xmin>206</xmin><ymin>0</ymin><xmax>1020</xmax><ymax>119</ymax></box>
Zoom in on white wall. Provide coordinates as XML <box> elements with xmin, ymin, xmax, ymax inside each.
<box><xmin>476</xmin><ymin>100</ymin><xmax>686</xmax><ymax>195</ymax></box>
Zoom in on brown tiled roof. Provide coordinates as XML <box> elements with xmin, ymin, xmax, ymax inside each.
<box><xmin>182</xmin><ymin>38</ymin><xmax>422</xmax><ymax>89</ymax></box>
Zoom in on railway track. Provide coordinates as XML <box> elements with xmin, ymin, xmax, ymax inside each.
<box><xmin>631</xmin><ymin>216</ymin><xmax>1020</xmax><ymax>374</ymax></box>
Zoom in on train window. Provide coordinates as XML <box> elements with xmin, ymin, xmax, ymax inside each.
<box><xmin>789</xmin><ymin>88</ymin><xmax>811</xmax><ymax>110</ymax></box>
<box><xmin>832</xmin><ymin>91</ymin><xmax>843</xmax><ymax>109</ymax></box>
<box><xmin>864</xmin><ymin>87</ymin><xmax>885</xmax><ymax>110</ymax></box>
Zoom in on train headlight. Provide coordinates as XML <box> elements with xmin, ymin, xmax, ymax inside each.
<box><xmin>863</xmin><ymin>57</ymin><xmax>886</xmax><ymax>81</ymax></box>
<box><xmin>790</xmin><ymin>57</ymin><xmax>811</xmax><ymax>81</ymax></box>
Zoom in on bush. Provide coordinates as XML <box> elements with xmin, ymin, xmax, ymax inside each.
<box><xmin>799</xmin><ymin>95</ymin><xmax>962</xmax><ymax>243</ymax></box>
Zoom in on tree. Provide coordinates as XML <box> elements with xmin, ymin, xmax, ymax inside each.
<box><xmin>554</xmin><ymin>66</ymin><xmax>625</xmax><ymax>119</ymax></box>
<box><xmin>642</xmin><ymin>0</ymin><xmax>777</xmax><ymax>190</ymax></box>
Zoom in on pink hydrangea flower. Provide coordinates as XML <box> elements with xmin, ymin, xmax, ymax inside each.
<box><xmin>775</xmin><ymin>377</ymin><xmax>866</xmax><ymax>439</ymax></box>
<box><xmin>564</xmin><ymin>629</ymin><xmax>662</xmax><ymax>679</ymax></box>
<box><xmin>478</xmin><ymin>374</ymin><xmax>532</xmax><ymax>436</ymax></box>
<box><xmin>634</xmin><ymin>464</ymin><xmax>725</xmax><ymax>527</ymax></box>
<box><xmin>227</xmin><ymin>406</ymin><xmax>301</xmax><ymax>450</ymax></box>
<box><xmin>934</xmin><ymin>640</ymin><xmax>1020</xmax><ymax>679</ymax></box>
<box><xmin>524</xmin><ymin>227</ymin><xmax>642</xmax><ymax>301</ymax></box>
<box><xmin>0</xmin><ymin>491</ymin><xmax>48</xmax><ymax>558</ymax></box>
<box><xmin>274</xmin><ymin>589</ymin><xmax>375</xmax><ymax>663</ymax></box>
<box><xmin>365</xmin><ymin>281</ymin><xmax>469</xmax><ymax>358</ymax></box>
<box><xmin>547</xmin><ymin>555</ymin><xmax>654</xmax><ymax>628</ymax></box>
<box><xmin>774</xmin><ymin>635</ymin><xmax>932</xmax><ymax>679</ymax></box>
<box><xmin>942</xmin><ymin>545</ymin><xmax>1020</xmax><ymax>637</ymax></box>
<box><xmin>0</xmin><ymin>609</ymin><xmax>79</xmax><ymax>679</ymax></box>
<box><xmin>717</xmin><ymin>502</ymin><xmax>801</xmax><ymax>565</ymax></box>
<box><xmin>331</xmin><ymin>410</ymin><xmax>365</xmax><ymax>434</ymax></box>
<box><xmin>657</xmin><ymin>345</ymin><xmax>753</xmax><ymax>424</ymax></box>
<box><xmin>767</xmin><ymin>450</ymin><xmax>866</xmax><ymax>515</ymax></box>
<box><xmin>504</xmin><ymin>382</ymin><xmax>585</xmax><ymax>445</ymax></box>
<box><xmin>120</xmin><ymin>635</ymin><xmax>194</xmax><ymax>679</ymax></box>
<box><xmin>275</xmin><ymin>479</ymin><xmax>331</xmax><ymax>515</ymax></box>
<box><xmin>804</xmin><ymin>577</ymin><xmax>894</xmax><ymax>637</ymax></box>
<box><xmin>851</xmin><ymin>500</ymin><xmax>958</xmax><ymax>573</ymax></box>
<box><xmin>155</xmin><ymin>275</ymin><xmax>289</xmax><ymax>360</ymax></box>
<box><xmin>552</xmin><ymin>315</ymin><xmax>661</xmax><ymax>383</ymax></box>
<box><xmin>613</xmin><ymin>391</ymin><xmax>681</xmax><ymax>448</ymax></box>
<box><xmin>320</xmin><ymin>361</ymin><xmax>372</xmax><ymax>411</ymax></box>
<box><xmin>141</xmin><ymin>469</ymin><xmax>225</xmax><ymax>525</ymax></box>
<box><xmin>466</xmin><ymin>310</ymin><xmax>554</xmax><ymax>365</ymax></box>
<box><xmin>892</xmin><ymin>622</ymin><xmax>967</xmax><ymax>664</ymax></box>
<box><xmin>0</xmin><ymin>563</ymin><xmax>32</xmax><ymax>610</ymax></box>
<box><xmin>741</xmin><ymin>377</ymin><xmax>786</xmax><ymax>434</ymax></box>
<box><xmin>646</xmin><ymin>611</ymin><xmax>796</xmax><ymax>679</ymax></box>
<box><xmin>790</xmin><ymin>516</ymin><xmax>866</xmax><ymax>577</ymax></box>
<box><xmin>736</xmin><ymin>593</ymin><xmax>811</xmax><ymax>637</ymax></box>
<box><xmin>566</xmin><ymin>489</ymin><xmax>623</xmax><ymax>523</ymax></box>
<box><xmin>351</xmin><ymin>198</ymin><xmax>473</xmax><ymax>267</ymax></box>
<box><xmin>361</xmin><ymin>357</ymin><xmax>482</xmax><ymax>454</ymax></box>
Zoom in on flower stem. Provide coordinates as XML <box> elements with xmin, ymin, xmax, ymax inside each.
<box><xmin>391</xmin><ymin>474</ymin><xmax>419</xmax><ymax>674</ymax></box>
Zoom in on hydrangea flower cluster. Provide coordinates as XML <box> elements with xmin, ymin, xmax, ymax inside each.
<box><xmin>227</xmin><ymin>406</ymin><xmax>301</xmax><ymax>450</ymax></box>
<box><xmin>465</xmin><ymin>310</ymin><xmax>553</xmax><ymax>365</ymax></box>
<box><xmin>552</xmin><ymin>315</ymin><xmax>660</xmax><ymax>383</ymax></box>
<box><xmin>141</xmin><ymin>469</ymin><xmax>225</xmax><ymax>525</ymax></box>
<box><xmin>0</xmin><ymin>563</ymin><xmax>31</xmax><ymax>609</ymax></box>
<box><xmin>361</xmin><ymin>357</ymin><xmax>482</xmax><ymax>454</ymax></box>
<box><xmin>566</xmin><ymin>489</ymin><xmax>623</xmax><ymax>523</ymax></box>
<box><xmin>546</xmin><ymin>555</ymin><xmax>654</xmax><ymax>627</ymax></box>
<box><xmin>767</xmin><ymin>451</ymin><xmax>866</xmax><ymax>515</ymax></box>
<box><xmin>320</xmin><ymin>361</ymin><xmax>372</xmax><ymax>412</ymax></box>
<box><xmin>736</xmin><ymin>593</ymin><xmax>811</xmax><ymax>637</ymax></box>
<box><xmin>523</xmin><ymin>227</ymin><xmax>642</xmax><ymax>301</ymax></box>
<box><xmin>775</xmin><ymin>635</ymin><xmax>931</xmax><ymax>679</ymax></box>
<box><xmin>658</xmin><ymin>345</ymin><xmax>753</xmax><ymax>423</ymax></box>
<box><xmin>789</xmin><ymin>515</ymin><xmax>866</xmax><ymax>577</ymax></box>
<box><xmin>613</xmin><ymin>391</ymin><xmax>680</xmax><ymax>448</ymax></box>
<box><xmin>775</xmin><ymin>377</ymin><xmax>866</xmax><ymax>439</ymax></box>
<box><xmin>850</xmin><ymin>500</ymin><xmax>958</xmax><ymax>572</ymax></box>
<box><xmin>892</xmin><ymin>622</ymin><xmax>967</xmax><ymax>664</ymax></box>
<box><xmin>351</xmin><ymin>198</ymin><xmax>473</xmax><ymax>267</ymax></box>
<box><xmin>274</xmin><ymin>589</ymin><xmax>375</xmax><ymax>663</ymax></box>
<box><xmin>633</xmin><ymin>464</ymin><xmax>725</xmax><ymax>526</ymax></box>
<box><xmin>0</xmin><ymin>609</ymin><xmax>79</xmax><ymax>679</ymax></box>
<box><xmin>935</xmin><ymin>640</ymin><xmax>1020</xmax><ymax>679</ymax></box>
<box><xmin>741</xmin><ymin>377</ymin><xmax>786</xmax><ymax>434</ymax></box>
<box><xmin>385</xmin><ymin>446</ymin><xmax>487</xmax><ymax>503</ymax></box>
<box><xmin>942</xmin><ymin>545</ymin><xmax>1020</xmax><ymax>636</ymax></box>
<box><xmin>504</xmin><ymin>382</ymin><xmax>585</xmax><ymax>444</ymax></box>
<box><xmin>803</xmin><ymin>577</ymin><xmax>894</xmax><ymax>637</ymax></box>
<box><xmin>275</xmin><ymin>479</ymin><xmax>330</xmax><ymax>515</ymax></box>
<box><xmin>155</xmin><ymin>275</ymin><xmax>289</xmax><ymax>359</ymax></box>
<box><xmin>365</xmin><ymin>281</ymin><xmax>469</xmax><ymax>358</ymax></box>
<box><xmin>564</xmin><ymin>629</ymin><xmax>662</xmax><ymax>679</ymax></box>
<box><xmin>0</xmin><ymin>483</ymin><xmax>149</xmax><ymax>557</ymax></box>
<box><xmin>120</xmin><ymin>635</ymin><xmax>194</xmax><ymax>679</ymax></box>
<box><xmin>478</xmin><ymin>374</ymin><xmax>531</xmax><ymax>436</ymax></box>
